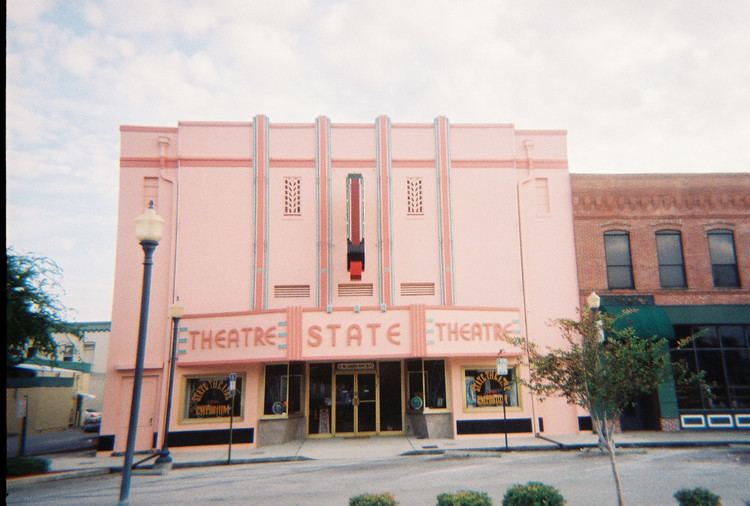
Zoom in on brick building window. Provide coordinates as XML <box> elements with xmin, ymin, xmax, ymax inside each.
<box><xmin>707</xmin><ymin>229</ymin><xmax>740</xmax><ymax>287</ymax></box>
<box><xmin>604</xmin><ymin>231</ymin><xmax>634</xmax><ymax>289</ymax></box>
<box><xmin>656</xmin><ymin>230</ymin><xmax>687</xmax><ymax>288</ymax></box>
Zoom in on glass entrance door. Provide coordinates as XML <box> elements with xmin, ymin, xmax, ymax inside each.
<box><xmin>334</xmin><ymin>373</ymin><xmax>377</xmax><ymax>435</ymax></box>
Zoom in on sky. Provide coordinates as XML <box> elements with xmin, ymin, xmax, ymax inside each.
<box><xmin>6</xmin><ymin>0</ymin><xmax>750</xmax><ymax>322</ymax></box>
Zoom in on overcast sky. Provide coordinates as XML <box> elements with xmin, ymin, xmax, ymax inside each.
<box><xmin>6</xmin><ymin>0</ymin><xmax>750</xmax><ymax>322</ymax></box>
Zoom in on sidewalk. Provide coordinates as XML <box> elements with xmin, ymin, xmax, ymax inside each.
<box><xmin>7</xmin><ymin>430</ymin><xmax>750</xmax><ymax>489</ymax></box>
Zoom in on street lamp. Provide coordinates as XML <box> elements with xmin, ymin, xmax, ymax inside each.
<box><xmin>155</xmin><ymin>302</ymin><xmax>184</xmax><ymax>469</ymax></box>
<box><xmin>118</xmin><ymin>201</ymin><xmax>164</xmax><ymax>506</ymax></box>
<box><xmin>586</xmin><ymin>291</ymin><xmax>601</xmax><ymax>311</ymax></box>
<box><xmin>587</xmin><ymin>291</ymin><xmax>605</xmax><ymax>342</ymax></box>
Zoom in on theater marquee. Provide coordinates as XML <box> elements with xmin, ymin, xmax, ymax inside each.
<box><xmin>175</xmin><ymin>306</ymin><xmax>524</xmax><ymax>365</ymax></box>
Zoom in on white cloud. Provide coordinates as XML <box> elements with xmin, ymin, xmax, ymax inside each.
<box><xmin>6</xmin><ymin>0</ymin><xmax>750</xmax><ymax>319</ymax></box>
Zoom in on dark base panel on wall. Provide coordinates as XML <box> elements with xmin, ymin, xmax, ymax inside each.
<box><xmin>167</xmin><ymin>428</ymin><xmax>254</xmax><ymax>447</ymax></box>
<box><xmin>578</xmin><ymin>416</ymin><xmax>593</xmax><ymax>431</ymax></box>
<box><xmin>98</xmin><ymin>435</ymin><xmax>115</xmax><ymax>451</ymax></box>
<box><xmin>456</xmin><ymin>418</ymin><xmax>532</xmax><ymax>435</ymax></box>
<box><xmin>538</xmin><ymin>418</ymin><xmax>544</xmax><ymax>433</ymax></box>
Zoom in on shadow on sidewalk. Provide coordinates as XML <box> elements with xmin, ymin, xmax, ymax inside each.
<box><xmin>6</xmin><ymin>428</ymin><xmax>98</xmax><ymax>458</ymax></box>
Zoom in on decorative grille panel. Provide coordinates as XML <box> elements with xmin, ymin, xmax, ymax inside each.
<box><xmin>284</xmin><ymin>177</ymin><xmax>301</xmax><ymax>216</ymax></box>
<box><xmin>406</xmin><ymin>177</ymin><xmax>423</xmax><ymax>215</ymax></box>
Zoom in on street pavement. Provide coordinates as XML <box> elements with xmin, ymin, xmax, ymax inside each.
<box><xmin>6</xmin><ymin>442</ymin><xmax>750</xmax><ymax>505</ymax></box>
<box><xmin>6</xmin><ymin>429</ymin><xmax>749</xmax><ymax>483</ymax></box>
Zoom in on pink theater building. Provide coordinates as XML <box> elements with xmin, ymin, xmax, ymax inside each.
<box><xmin>100</xmin><ymin>116</ymin><xmax>585</xmax><ymax>453</ymax></box>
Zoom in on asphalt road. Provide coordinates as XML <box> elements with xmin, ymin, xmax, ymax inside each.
<box><xmin>7</xmin><ymin>447</ymin><xmax>750</xmax><ymax>505</ymax></box>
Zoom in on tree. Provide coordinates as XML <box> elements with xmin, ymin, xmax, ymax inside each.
<box><xmin>6</xmin><ymin>248</ymin><xmax>80</xmax><ymax>365</ymax></box>
<box><xmin>521</xmin><ymin>307</ymin><xmax>708</xmax><ymax>506</ymax></box>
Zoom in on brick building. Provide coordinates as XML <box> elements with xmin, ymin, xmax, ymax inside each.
<box><xmin>572</xmin><ymin>173</ymin><xmax>750</xmax><ymax>431</ymax></box>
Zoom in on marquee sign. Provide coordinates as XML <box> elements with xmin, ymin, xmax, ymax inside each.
<box><xmin>425</xmin><ymin>309</ymin><xmax>523</xmax><ymax>356</ymax></box>
<box><xmin>177</xmin><ymin>306</ymin><xmax>523</xmax><ymax>364</ymax></box>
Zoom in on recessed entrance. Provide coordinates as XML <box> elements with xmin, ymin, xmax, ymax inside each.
<box><xmin>307</xmin><ymin>361</ymin><xmax>403</xmax><ymax>437</ymax></box>
<box><xmin>335</xmin><ymin>372</ymin><xmax>376</xmax><ymax>434</ymax></box>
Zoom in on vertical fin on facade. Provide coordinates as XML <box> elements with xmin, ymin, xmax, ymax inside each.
<box><xmin>316</xmin><ymin>116</ymin><xmax>331</xmax><ymax>309</ymax></box>
<box><xmin>376</xmin><ymin>116</ymin><xmax>394</xmax><ymax>308</ymax></box>
<box><xmin>253</xmin><ymin>115</ymin><xmax>269</xmax><ymax>311</ymax></box>
<box><xmin>435</xmin><ymin>116</ymin><xmax>455</xmax><ymax>306</ymax></box>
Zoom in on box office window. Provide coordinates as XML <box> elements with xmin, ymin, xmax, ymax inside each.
<box><xmin>406</xmin><ymin>360</ymin><xmax>447</xmax><ymax>410</ymax></box>
<box><xmin>464</xmin><ymin>367</ymin><xmax>519</xmax><ymax>409</ymax></box>
<box><xmin>263</xmin><ymin>363</ymin><xmax>304</xmax><ymax>416</ymax></box>
<box><xmin>708</xmin><ymin>230</ymin><xmax>740</xmax><ymax>288</ymax></box>
<box><xmin>185</xmin><ymin>375</ymin><xmax>243</xmax><ymax>420</ymax></box>
<box><xmin>604</xmin><ymin>231</ymin><xmax>634</xmax><ymax>289</ymax></box>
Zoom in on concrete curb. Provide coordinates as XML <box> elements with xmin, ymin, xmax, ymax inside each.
<box><xmin>108</xmin><ymin>455</ymin><xmax>314</xmax><ymax>472</ymax></box>
<box><xmin>6</xmin><ymin>468</ymin><xmax>111</xmax><ymax>490</ymax></box>
<box><xmin>400</xmin><ymin>440</ymin><xmax>750</xmax><ymax>456</ymax></box>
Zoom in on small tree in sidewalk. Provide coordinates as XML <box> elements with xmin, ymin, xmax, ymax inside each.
<box><xmin>519</xmin><ymin>304</ymin><xmax>708</xmax><ymax>506</ymax></box>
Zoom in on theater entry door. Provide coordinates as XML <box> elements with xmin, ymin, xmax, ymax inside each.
<box><xmin>334</xmin><ymin>372</ymin><xmax>377</xmax><ymax>435</ymax></box>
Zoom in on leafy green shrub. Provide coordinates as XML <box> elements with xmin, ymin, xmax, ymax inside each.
<box><xmin>437</xmin><ymin>490</ymin><xmax>492</xmax><ymax>506</ymax></box>
<box><xmin>7</xmin><ymin>456</ymin><xmax>51</xmax><ymax>476</ymax></box>
<box><xmin>674</xmin><ymin>487</ymin><xmax>721</xmax><ymax>506</ymax></box>
<box><xmin>502</xmin><ymin>482</ymin><xmax>565</xmax><ymax>506</ymax></box>
<box><xmin>349</xmin><ymin>492</ymin><xmax>398</xmax><ymax>506</ymax></box>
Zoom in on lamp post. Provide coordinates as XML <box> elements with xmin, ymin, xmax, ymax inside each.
<box><xmin>118</xmin><ymin>201</ymin><xmax>164</xmax><ymax>506</ymax></box>
<box><xmin>155</xmin><ymin>302</ymin><xmax>184</xmax><ymax>468</ymax></box>
<box><xmin>586</xmin><ymin>291</ymin><xmax>604</xmax><ymax>342</ymax></box>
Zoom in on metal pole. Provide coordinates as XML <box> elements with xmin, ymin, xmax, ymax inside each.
<box><xmin>156</xmin><ymin>314</ymin><xmax>180</xmax><ymax>465</ymax></box>
<box><xmin>20</xmin><ymin>395</ymin><xmax>29</xmax><ymax>457</ymax></box>
<box><xmin>118</xmin><ymin>240</ymin><xmax>158</xmax><ymax>506</ymax></box>
<box><xmin>227</xmin><ymin>390</ymin><xmax>235</xmax><ymax>465</ymax></box>
<box><xmin>502</xmin><ymin>391</ymin><xmax>509</xmax><ymax>451</ymax></box>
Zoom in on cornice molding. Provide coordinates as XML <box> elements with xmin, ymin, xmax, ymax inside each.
<box><xmin>573</xmin><ymin>190</ymin><xmax>750</xmax><ymax>216</ymax></box>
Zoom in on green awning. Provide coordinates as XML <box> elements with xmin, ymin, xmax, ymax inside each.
<box><xmin>660</xmin><ymin>305</ymin><xmax>750</xmax><ymax>325</ymax></box>
<box><xmin>601</xmin><ymin>305</ymin><xmax>675</xmax><ymax>340</ymax></box>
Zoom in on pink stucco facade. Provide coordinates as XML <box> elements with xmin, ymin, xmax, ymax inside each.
<box><xmin>101</xmin><ymin>116</ymin><xmax>582</xmax><ymax>453</ymax></box>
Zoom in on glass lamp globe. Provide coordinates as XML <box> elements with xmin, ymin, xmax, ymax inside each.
<box><xmin>135</xmin><ymin>201</ymin><xmax>165</xmax><ymax>243</ymax></box>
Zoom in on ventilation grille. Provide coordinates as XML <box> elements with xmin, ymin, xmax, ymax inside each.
<box><xmin>400</xmin><ymin>283</ymin><xmax>435</xmax><ymax>296</ymax></box>
<box><xmin>284</xmin><ymin>177</ymin><xmax>301</xmax><ymax>216</ymax></box>
<box><xmin>274</xmin><ymin>285</ymin><xmax>310</xmax><ymax>298</ymax></box>
<box><xmin>338</xmin><ymin>283</ymin><xmax>374</xmax><ymax>297</ymax></box>
<box><xmin>406</xmin><ymin>177</ymin><xmax>424</xmax><ymax>215</ymax></box>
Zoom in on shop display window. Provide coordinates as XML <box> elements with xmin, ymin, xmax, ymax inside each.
<box><xmin>406</xmin><ymin>359</ymin><xmax>446</xmax><ymax>410</ymax></box>
<box><xmin>463</xmin><ymin>367</ymin><xmax>519</xmax><ymax>410</ymax></box>
<box><xmin>263</xmin><ymin>362</ymin><xmax>304</xmax><ymax>416</ymax></box>
<box><xmin>184</xmin><ymin>375</ymin><xmax>243</xmax><ymax>420</ymax></box>
<box><xmin>672</xmin><ymin>325</ymin><xmax>750</xmax><ymax>410</ymax></box>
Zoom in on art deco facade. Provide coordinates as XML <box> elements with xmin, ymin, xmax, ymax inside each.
<box><xmin>101</xmin><ymin>116</ymin><xmax>582</xmax><ymax>452</ymax></box>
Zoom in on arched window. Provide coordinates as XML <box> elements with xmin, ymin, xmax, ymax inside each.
<box><xmin>604</xmin><ymin>230</ymin><xmax>634</xmax><ymax>289</ymax></box>
<box><xmin>707</xmin><ymin>229</ymin><xmax>740</xmax><ymax>287</ymax></box>
<box><xmin>656</xmin><ymin>230</ymin><xmax>686</xmax><ymax>288</ymax></box>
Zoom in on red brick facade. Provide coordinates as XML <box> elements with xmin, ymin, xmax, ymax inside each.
<box><xmin>571</xmin><ymin>173</ymin><xmax>750</xmax><ymax>307</ymax></box>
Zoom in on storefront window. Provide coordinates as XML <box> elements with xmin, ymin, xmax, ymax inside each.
<box><xmin>263</xmin><ymin>363</ymin><xmax>304</xmax><ymax>416</ymax></box>
<box><xmin>464</xmin><ymin>367</ymin><xmax>519</xmax><ymax>409</ymax></box>
<box><xmin>184</xmin><ymin>375</ymin><xmax>243</xmax><ymax>420</ymax></box>
<box><xmin>671</xmin><ymin>325</ymin><xmax>750</xmax><ymax>410</ymax></box>
<box><xmin>406</xmin><ymin>359</ymin><xmax>447</xmax><ymax>410</ymax></box>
